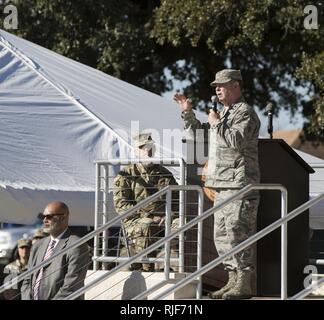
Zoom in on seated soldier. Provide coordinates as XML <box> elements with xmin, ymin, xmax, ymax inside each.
<box><xmin>113</xmin><ymin>132</ymin><xmax>179</xmax><ymax>272</ymax></box>
<box><xmin>3</xmin><ymin>238</ymin><xmax>32</xmax><ymax>300</ymax></box>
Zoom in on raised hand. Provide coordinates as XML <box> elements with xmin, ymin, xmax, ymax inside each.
<box><xmin>173</xmin><ymin>93</ymin><xmax>193</xmax><ymax>112</ymax></box>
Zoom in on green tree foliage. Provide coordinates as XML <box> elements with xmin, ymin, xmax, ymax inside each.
<box><xmin>13</xmin><ymin>0</ymin><xmax>174</xmax><ymax>93</ymax></box>
<box><xmin>296</xmin><ymin>52</ymin><xmax>324</xmax><ymax>140</ymax></box>
<box><xmin>152</xmin><ymin>0</ymin><xmax>323</xmax><ymax>140</ymax></box>
<box><xmin>12</xmin><ymin>0</ymin><xmax>323</xmax><ymax>140</ymax></box>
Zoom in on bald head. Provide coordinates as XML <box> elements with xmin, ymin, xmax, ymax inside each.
<box><xmin>45</xmin><ymin>201</ymin><xmax>69</xmax><ymax>215</ymax></box>
<box><xmin>42</xmin><ymin>201</ymin><xmax>70</xmax><ymax>237</ymax></box>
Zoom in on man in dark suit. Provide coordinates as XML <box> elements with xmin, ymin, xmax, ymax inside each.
<box><xmin>21</xmin><ymin>201</ymin><xmax>90</xmax><ymax>300</ymax></box>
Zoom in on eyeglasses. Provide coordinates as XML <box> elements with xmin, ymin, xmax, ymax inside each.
<box><xmin>38</xmin><ymin>212</ymin><xmax>65</xmax><ymax>220</ymax></box>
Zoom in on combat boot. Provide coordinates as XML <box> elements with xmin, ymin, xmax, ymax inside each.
<box><xmin>222</xmin><ymin>270</ymin><xmax>253</xmax><ymax>300</ymax></box>
<box><xmin>208</xmin><ymin>271</ymin><xmax>237</xmax><ymax>299</ymax></box>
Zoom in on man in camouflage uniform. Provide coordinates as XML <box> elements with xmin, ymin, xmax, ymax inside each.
<box><xmin>174</xmin><ymin>69</ymin><xmax>260</xmax><ymax>299</ymax></box>
<box><xmin>3</xmin><ymin>238</ymin><xmax>32</xmax><ymax>300</ymax></box>
<box><xmin>113</xmin><ymin>133</ymin><xmax>179</xmax><ymax>272</ymax></box>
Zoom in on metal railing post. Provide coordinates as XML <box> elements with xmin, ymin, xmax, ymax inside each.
<box><xmin>196</xmin><ymin>188</ymin><xmax>204</xmax><ymax>299</ymax></box>
<box><xmin>164</xmin><ymin>190</ymin><xmax>172</xmax><ymax>281</ymax></box>
<box><xmin>93</xmin><ymin>163</ymin><xmax>100</xmax><ymax>270</ymax></box>
<box><xmin>281</xmin><ymin>189</ymin><xmax>288</xmax><ymax>300</ymax></box>
<box><xmin>179</xmin><ymin>158</ymin><xmax>185</xmax><ymax>273</ymax></box>
<box><xmin>101</xmin><ymin>164</ymin><xmax>109</xmax><ymax>270</ymax></box>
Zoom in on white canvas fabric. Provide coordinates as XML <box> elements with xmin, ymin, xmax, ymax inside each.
<box><xmin>0</xmin><ymin>30</ymin><xmax>183</xmax><ymax>225</ymax></box>
<box><xmin>0</xmin><ymin>29</ymin><xmax>323</xmax><ymax>228</ymax></box>
<box><xmin>295</xmin><ymin>150</ymin><xmax>324</xmax><ymax>229</ymax></box>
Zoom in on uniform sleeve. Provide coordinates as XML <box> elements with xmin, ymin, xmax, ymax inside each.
<box><xmin>113</xmin><ymin>172</ymin><xmax>140</xmax><ymax>223</ymax></box>
<box><xmin>211</xmin><ymin>107</ymin><xmax>259</xmax><ymax>150</ymax></box>
<box><xmin>182</xmin><ymin>110</ymin><xmax>209</xmax><ymax>139</ymax></box>
<box><xmin>3</xmin><ymin>264</ymin><xmax>17</xmax><ymax>292</ymax></box>
<box><xmin>113</xmin><ymin>174</ymin><xmax>133</xmax><ymax>213</ymax></box>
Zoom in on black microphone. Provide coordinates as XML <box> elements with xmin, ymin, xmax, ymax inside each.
<box><xmin>266</xmin><ymin>102</ymin><xmax>274</xmax><ymax>139</ymax></box>
<box><xmin>211</xmin><ymin>95</ymin><xmax>219</xmax><ymax>112</ymax></box>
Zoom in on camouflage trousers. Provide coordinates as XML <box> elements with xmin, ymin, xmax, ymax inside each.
<box><xmin>213</xmin><ymin>189</ymin><xmax>259</xmax><ymax>272</ymax></box>
<box><xmin>122</xmin><ymin>216</ymin><xmax>179</xmax><ymax>270</ymax></box>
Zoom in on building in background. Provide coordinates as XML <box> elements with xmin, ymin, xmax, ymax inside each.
<box><xmin>274</xmin><ymin>129</ymin><xmax>324</xmax><ymax>160</ymax></box>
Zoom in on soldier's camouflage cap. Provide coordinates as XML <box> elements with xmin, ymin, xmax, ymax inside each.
<box><xmin>17</xmin><ymin>238</ymin><xmax>32</xmax><ymax>248</ymax></box>
<box><xmin>132</xmin><ymin>132</ymin><xmax>155</xmax><ymax>148</ymax></box>
<box><xmin>210</xmin><ymin>69</ymin><xmax>242</xmax><ymax>86</ymax></box>
<box><xmin>33</xmin><ymin>228</ymin><xmax>49</xmax><ymax>239</ymax></box>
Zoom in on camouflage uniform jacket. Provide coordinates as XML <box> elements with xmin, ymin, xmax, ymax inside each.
<box><xmin>182</xmin><ymin>98</ymin><xmax>260</xmax><ymax>189</ymax></box>
<box><xmin>4</xmin><ymin>259</ymin><xmax>27</xmax><ymax>275</ymax></box>
<box><xmin>3</xmin><ymin>259</ymin><xmax>27</xmax><ymax>300</ymax></box>
<box><xmin>3</xmin><ymin>259</ymin><xmax>27</xmax><ymax>287</ymax></box>
<box><xmin>113</xmin><ymin>163</ymin><xmax>178</xmax><ymax>225</ymax></box>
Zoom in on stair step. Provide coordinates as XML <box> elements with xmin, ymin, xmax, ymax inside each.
<box><xmin>84</xmin><ymin>270</ymin><xmax>198</xmax><ymax>300</ymax></box>
<box><xmin>83</xmin><ymin>271</ymin><xmax>324</xmax><ymax>300</ymax></box>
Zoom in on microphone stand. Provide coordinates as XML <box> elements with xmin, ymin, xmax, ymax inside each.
<box><xmin>266</xmin><ymin>103</ymin><xmax>274</xmax><ymax>139</ymax></box>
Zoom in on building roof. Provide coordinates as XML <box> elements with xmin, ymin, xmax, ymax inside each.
<box><xmin>273</xmin><ymin>129</ymin><xmax>324</xmax><ymax>160</ymax></box>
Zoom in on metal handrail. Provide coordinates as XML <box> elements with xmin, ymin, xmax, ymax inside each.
<box><xmin>154</xmin><ymin>193</ymin><xmax>324</xmax><ymax>300</ymax></box>
<box><xmin>94</xmin><ymin>157</ymin><xmax>186</xmax><ymax>272</ymax></box>
<box><xmin>64</xmin><ymin>185</ymin><xmax>204</xmax><ymax>300</ymax></box>
<box><xmin>290</xmin><ymin>275</ymin><xmax>324</xmax><ymax>300</ymax></box>
<box><xmin>66</xmin><ymin>183</ymin><xmax>286</xmax><ymax>300</ymax></box>
<box><xmin>0</xmin><ymin>184</ymin><xmax>203</xmax><ymax>300</ymax></box>
<box><xmin>130</xmin><ymin>185</ymin><xmax>204</xmax><ymax>301</ymax></box>
<box><xmin>0</xmin><ymin>184</ymin><xmax>183</xmax><ymax>295</ymax></box>
<box><xmin>95</xmin><ymin>158</ymin><xmax>186</xmax><ymax>165</ymax></box>
<box><xmin>1</xmin><ymin>182</ymin><xmax>287</xmax><ymax>300</ymax></box>
<box><xmin>133</xmin><ymin>183</ymin><xmax>287</xmax><ymax>300</ymax></box>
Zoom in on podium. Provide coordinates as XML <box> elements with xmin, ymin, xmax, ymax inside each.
<box><xmin>184</xmin><ymin>138</ymin><xmax>314</xmax><ymax>296</ymax></box>
<box><xmin>257</xmin><ymin>139</ymin><xmax>314</xmax><ymax>296</ymax></box>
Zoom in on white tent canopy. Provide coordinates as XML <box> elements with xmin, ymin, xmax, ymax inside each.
<box><xmin>0</xmin><ymin>30</ymin><xmax>323</xmax><ymax>228</ymax></box>
<box><xmin>295</xmin><ymin>150</ymin><xmax>324</xmax><ymax>229</ymax></box>
<box><xmin>0</xmin><ymin>29</ymin><xmax>184</xmax><ymax>226</ymax></box>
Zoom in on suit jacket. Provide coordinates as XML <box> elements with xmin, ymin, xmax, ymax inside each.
<box><xmin>21</xmin><ymin>229</ymin><xmax>90</xmax><ymax>300</ymax></box>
